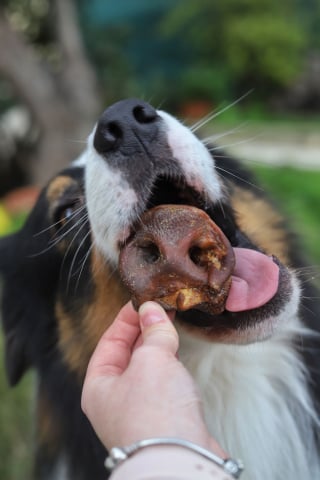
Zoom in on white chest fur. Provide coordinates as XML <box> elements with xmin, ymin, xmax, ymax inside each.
<box><xmin>178</xmin><ymin>319</ymin><xmax>320</xmax><ymax>480</ymax></box>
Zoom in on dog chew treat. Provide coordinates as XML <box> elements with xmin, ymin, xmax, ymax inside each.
<box><xmin>119</xmin><ymin>205</ymin><xmax>235</xmax><ymax>315</ymax></box>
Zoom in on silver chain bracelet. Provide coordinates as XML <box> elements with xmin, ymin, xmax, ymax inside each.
<box><xmin>105</xmin><ymin>437</ymin><xmax>244</xmax><ymax>479</ymax></box>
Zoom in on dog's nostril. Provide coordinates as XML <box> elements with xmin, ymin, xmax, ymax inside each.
<box><xmin>133</xmin><ymin>104</ymin><xmax>157</xmax><ymax>124</ymax></box>
<box><xmin>107</xmin><ymin>121</ymin><xmax>122</xmax><ymax>141</ymax></box>
<box><xmin>94</xmin><ymin>121</ymin><xmax>123</xmax><ymax>153</ymax></box>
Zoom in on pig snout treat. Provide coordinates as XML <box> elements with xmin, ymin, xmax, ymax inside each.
<box><xmin>119</xmin><ymin>205</ymin><xmax>235</xmax><ymax>314</ymax></box>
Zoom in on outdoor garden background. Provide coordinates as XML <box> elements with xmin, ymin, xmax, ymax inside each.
<box><xmin>0</xmin><ymin>1</ymin><xmax>319</xmax><ymax>478</ymax></box>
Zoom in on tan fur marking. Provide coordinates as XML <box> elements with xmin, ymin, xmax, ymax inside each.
<box><xmin>231</xmin><ymin>187</ymin><xmax>289</xmax><ymax>264</ymax></box>
<box><xmin>57</xmin><ymin>249</ymin><xmax>129</xmax><ymax>378</ymax></box>
<box><xmin>46</xmin><ymin>175</ymin><xmax>74</xmax><ymax>204</ymax></box>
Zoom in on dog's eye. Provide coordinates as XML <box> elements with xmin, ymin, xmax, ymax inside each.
<box><xmin>54</xmin><ymin>203</ymin><xmax>78</xmax><ymax>228</ymax></box>
<box><xmin>63</xmin><ymin>207</ymin><xmax>74</xmax><ymax>221</ymax></box>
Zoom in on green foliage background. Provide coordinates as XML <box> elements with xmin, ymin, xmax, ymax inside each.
<box><xmin>77</xmin><ymin>0</ymin><xmax>320</xmax><ymax>107</ymax></box>
<box><xmin>160</xmin><ymin>0</ymin><xmax>306</xmax><ymax>101</ymax></box>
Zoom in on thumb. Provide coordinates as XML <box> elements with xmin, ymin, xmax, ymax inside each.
<box><xmin>139</xmin><ymin>302</ymin><xmax>179</xmax><ymax>355</ymax></box>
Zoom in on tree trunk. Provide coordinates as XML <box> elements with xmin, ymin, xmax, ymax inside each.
<box><xmin>0</xmin><ymin>1</ymin><xmax>101</xmax><ymax>185</ymax></box>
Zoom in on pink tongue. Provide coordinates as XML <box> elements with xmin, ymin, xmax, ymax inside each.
<box><xmin>226</xmin><ymin>248</ymin><xmax>279</xmax><ymax>312</ymax></box>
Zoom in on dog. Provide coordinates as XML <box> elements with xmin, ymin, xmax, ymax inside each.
<box><xmin>0</xmin><ymin>98</ymin><xmax>320</xmax><ymax>480</ymax></box>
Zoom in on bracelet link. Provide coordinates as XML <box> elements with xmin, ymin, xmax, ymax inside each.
<box><xmin>104</xmin><ymin>447</ymin><xmax>128</xmax><ymax>470</ymax></box>
<box><xmin>224</xmin><ymin>458</ymin><xmax>244</xmax><ymax>478</ymax></box>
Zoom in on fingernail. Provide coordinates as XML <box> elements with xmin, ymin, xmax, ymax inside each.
<box><xmin>139</xmin><ymin>302</ymin><xmax>166</xmax><ymax>327</ymax></box>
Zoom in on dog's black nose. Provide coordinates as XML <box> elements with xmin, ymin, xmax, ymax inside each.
<box><xmin>93</xmin><ymin>99</ymin><xmax>158</xmax><ymax>154</ymax></box>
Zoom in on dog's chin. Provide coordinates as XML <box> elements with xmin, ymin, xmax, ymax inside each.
<box><xmin>176</xmin><ymin>310</ymin><xmax>279</xmax><ymax>344</ymax></box>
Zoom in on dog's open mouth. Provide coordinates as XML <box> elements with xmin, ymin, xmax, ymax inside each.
<box><xmin>145</xmin><ymin>175</ymin><xmax>204</xmax><ymax>210</ymax></box>
<box><xmin>119</xmin><ymin>174</ymin><xmax>280</xmax><ymax>330</ymax></box>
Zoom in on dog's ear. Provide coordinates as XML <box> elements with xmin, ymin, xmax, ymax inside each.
<box><xmin>0</xmin><ymin>233</ymin><xmax>32</xmax><ymax>386</ymax></box>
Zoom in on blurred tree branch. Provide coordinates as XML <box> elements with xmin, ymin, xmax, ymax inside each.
<box><xmin>54</xmin><ymin>0</ymin><xmax>100</xmax><ymax>118</ymax></box>
<box><xmin>0</xmin><ymin>0</ymin><xmax>101</xmax><ymax>185</ymax></box>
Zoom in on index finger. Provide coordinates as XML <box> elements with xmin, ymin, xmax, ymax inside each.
<box><xmin>86</xmin><ymin>301</ymin><xmax>141</xmax><ymax>378</ymax></box>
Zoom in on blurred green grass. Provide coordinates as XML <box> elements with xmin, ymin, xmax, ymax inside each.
<box><xmin>207</xmin><ymin>102</ymin><xmax>320</xmax><ymax>127</ymax></box>
<box><xmin>0</xmin><ymin>163</ymin><xmax>319</xmax><ymax>479</ymax></box>
<box><xmin>252</xmin><ymin>165</ymin><xmax>320</xmax><ymax>266</ymax></box>
<box><xmin>0</xmin><ymin>333</ymin><xmax>33</xmax><ymax>480</ymax></box>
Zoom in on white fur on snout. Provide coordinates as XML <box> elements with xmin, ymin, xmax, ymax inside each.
<box><xmin>157</xmin><ymin>110</ymin><xmax>223</xmax><ymax>204</ymax></box>
<box><xmin>72</xmin><ymin>150</ymin><xmax>88</xmax><ymax>167</ymax></box>
<box><xmin>85</xmin><ymin>131</ymin><xmax>139</xmax><ymax>264</ymax></box>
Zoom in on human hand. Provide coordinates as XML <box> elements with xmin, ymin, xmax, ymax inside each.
<box><xmin>81</xmin><ymin>301</ymin><xmax>225</xmax><ymax>457</ymax></box>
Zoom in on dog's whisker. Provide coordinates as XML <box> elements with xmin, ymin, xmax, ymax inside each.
<box><xmin>189</xmin><ymin>108</ymin><xmax>220</xmax><ymax>133</ymax></box>
<box><xmin>202</xmin><ymin>122</ymin><xmax>249</xmax><ymax>146</ymax></box>
<box><xmin>294</xmin><ymin>266</ymin><xmax>320</xmax><ymax>273</ymax></box>
<box><xmin>59</xmin><ymin>217</ymin><xmax>89</xmax><ymax>280</ymax></box>
<box><xmin>28</xmin><ymin>227</ymin><xmax>82</xmax><ymax>257</ymax></box>
<box><xmin>190</xmin><ymin>90</ymin><xmax>253</xmax><ymax>133</ymax></box>
<box><xmin>73</xmin><ymin>231</ymin><xmax>94</xmax><ymax>293</ymax></box>
<box><xmin>299</xmin><ymin>275</ymin><xmax>320</xmax><ymax>287</ymax></box>
<box><xmin>293</xmin><ymin>267</ymin><xmax>320</xmax><ymax>284</ymax></box>
<box><xmin>215</xmin><ymin>165</ymin><xmax>263</xmax><ymax>191</ymax></box>
<box><xmin>217</xmin><ymin>198</ymin><xmax>227</xmax><ymax>220</ymax></box>
<box><xmin>156</xmin><ymin>98</ymin><xmax>166</xmax><ymax>111</ymax></box>
<box><xmin>66</xmin><ymin>138</ymin><xmax>88</xmax><ymax>144</ymax></box>
<box><xmin>300</xmin><ymin>300</ymin><xmax>320</xmax><ymax>317</ymax></box>
<box><xmin>54</xmin><ymin>208</ymin><xmax>88</xmax><ymax>240</ymax></box>
<box><xmin>48</xmin><ymin>212</ymin><xmax>88</xmax><ymax>251</ymax></box>
<box><xmin>33</xmin><ymin>219</ymin><xmax>65</xmax><ymax>237</ymax></box>
<box><xmin>208</xmin><ymin>133</ymin><xmax>264</xmax><ymax>152</ymax></box>
<box><xmin>64</xmin><ymin>219</ymin><xmax>91</xmax><ymax>292</ymax></box>
<box><xmin>34</xmin><ymin>203</ymin><xmax>87</xmax><ymax>237</ymax></box>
